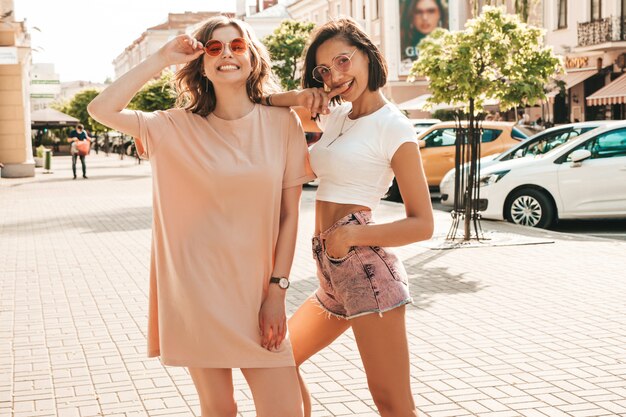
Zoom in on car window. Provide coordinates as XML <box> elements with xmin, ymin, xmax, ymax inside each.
<box><xmin>567</xmin><ymin>128</ymin><xmax>626</xmax><ymax>161</ymax></box>
<box><xmin>511</xmin><ymin>127</ymin><xmax>528</xmax><ymax>139</ymax></box>
<box><xmin>422</xmin><ymin>128</ymin><xmax>457</xmax><ymax>147</ymax></box>
<box><xmin>481</xmin><ymin>129</ymin><xmax>503</xmax><ymax>143</ymax></box>
<box><xmin>502</xmin><ymin>127</ymin><xmax>598</xmax><ymax>161</ymax></box>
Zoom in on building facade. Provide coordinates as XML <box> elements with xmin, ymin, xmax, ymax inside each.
<box><xmin>545</xmin><ymin>0</ymin><xmax>626</xmax><ymax>122</ymax></box>
<box><xmin>30</xmin><ymin>63</ymin><xmax>60</xmax><ymax>111</ymax></box>
<box><xmin>283</xmin><ymin>0</ymin><xmax>543</xmax><ymax>116</ymax></box>
<box><xmin>0</xmin><ymin>0</ymin><xmax>33</xmax><ymax>178</ymax></box>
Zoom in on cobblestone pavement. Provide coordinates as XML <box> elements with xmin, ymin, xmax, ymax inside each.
<box><xmin>1</xmin><ymin>155</ymin><xmax>625</xmax><ymax>417</ymax></box>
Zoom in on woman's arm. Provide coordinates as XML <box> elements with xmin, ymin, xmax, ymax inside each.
<box><xmin>87</xmin><ymin>34</ymin><xmax>204</xmax><ymax>138</ymax></box>
<box><xmin>268</xmin><ymin>86</ymin><xmax>347</xmax><ymax>125</ymax></box>
<box><xmin>259</xmin><ymin>185</ymin><xmax>303</xmax><ymax>350</ymax></box>
<box><xmin>325</xmin><ymin>142</ymin><xmax>434</xmax><ymax>255</ymax></box>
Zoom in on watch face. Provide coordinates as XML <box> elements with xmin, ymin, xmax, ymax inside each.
<box><xmin>279</xmin><ymin>278</ymin><xmax>289</xmax><ymax>289</ymax></box>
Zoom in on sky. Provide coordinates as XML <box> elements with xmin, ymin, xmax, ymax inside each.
<box><xmin>15</xmin><ymin>0</ymin><xmax>237</xmax><ymax>83</ymax></box>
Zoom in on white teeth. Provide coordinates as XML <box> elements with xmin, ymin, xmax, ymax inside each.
<box><xmin>218</xmin><ymin>65</ymin><xmax>239</xmax><ymax>71</ymax></box>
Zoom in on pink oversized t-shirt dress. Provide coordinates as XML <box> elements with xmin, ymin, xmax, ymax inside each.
<box><xmin>133</xmin><ymin>104</ymin><xmax>315</xmax><ymax>368</ymax></box>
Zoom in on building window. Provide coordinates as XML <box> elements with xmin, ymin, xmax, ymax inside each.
<box><xmin>374</xmin><ymin>0</ymin><xmax>380</xmax><ymax>19</ymax></box>
<box><xmin>362</xmin><ymin>1</ymin><xmax>366</xmax><ymax>19</ymax></box>
<box><xmin>591</xmin><ymin>0</ymin><xmax>601</xmax><ymax>21</ymax></box>
<box><xmin>558</xmin><ymin>0</ymin><xmax>567</xmax><ymax>28</ymax></box>
<box><xmin>350</xmin><ymin>0</ymin><xmax>354</xmax><ymax>16</ymax></box>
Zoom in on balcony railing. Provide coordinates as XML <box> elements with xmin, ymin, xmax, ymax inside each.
<box><xmin>578</xmin><ymin>16</ymin><xmax>626</xmax><ymax>47</ymax></box>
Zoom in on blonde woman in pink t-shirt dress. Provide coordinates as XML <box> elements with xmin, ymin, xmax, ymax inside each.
<box><xmin>88</xmin><ymin>16</ymin><xmax>314</xmax><ymax>417</ymax></box>
<box><xmin>269</xmin><ymin>18</ymin><xmax>434</xmax><ymax>417</ymax></box>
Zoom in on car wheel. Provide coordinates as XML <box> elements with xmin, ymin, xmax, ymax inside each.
<box><xmin>505</xmin><ymin>188</ymin><xmax>555</xmax><ymax>228</ymax></box>
<box><xmin>385</xmin><ymin>179</ymin><xmax>403</xmax><ymax>202</ymax></box>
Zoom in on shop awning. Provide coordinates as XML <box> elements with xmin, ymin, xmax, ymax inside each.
<box><xmin>30</xmin><ymin>108</ymin><xmax>80</xmax><ymax>129</ymax></box>
<box><xmin>586</xmin><ymin>73</ymin><xmax>626</xmax><ymax>106</ymax></box>
<box><xmin>547</xmin><ymin>69</ymin><xmax>599</xmax><ymax>102</ymax></box>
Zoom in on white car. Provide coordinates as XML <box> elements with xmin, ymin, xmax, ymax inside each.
<box><xmin>439</xmin><ymin>121</ymin><xmax>615</xmax><ymax>207</ymax></box>
<box><xmin>476</xmin><ymin>122</ymin><xmax>626</xmax><ymax>228</ymax></box>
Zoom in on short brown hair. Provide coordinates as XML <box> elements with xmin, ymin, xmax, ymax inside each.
<box><xmin>77</xmin><ymin>124</ymin><xmax>84</xmax><ymax>129</ymax></box>
<box><xmin>301</xmin><ymin>18</ymin><xmax>387</xmax><ymax>105</ymax></box>
<box><xmin>175</xmin><ymin>16</ymin><xmax>279</xmax><ymax>116</ymax></box>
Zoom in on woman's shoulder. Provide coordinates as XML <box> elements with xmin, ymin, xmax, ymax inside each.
<box><xmin>377</xmin><ymin>103</ymin><xmax>415</xmax><ymax>137</ymax></box>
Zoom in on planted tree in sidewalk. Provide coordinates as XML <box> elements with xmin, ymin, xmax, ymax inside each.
<box><xmin>263</xmin><ymin>20</ymin><xmax>315</xmax><ymax>90</ymax></box>
<box><xmin>410</xmin><ymin>6</ymin><xmax>562</xmax><ymax>241</ymax></box>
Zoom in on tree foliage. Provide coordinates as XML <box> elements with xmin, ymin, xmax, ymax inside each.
<box><xmin>128</xmin><ymin>70</ymin><xmax>177</xmax><ymax>112</ymax></box>
<box><xmin>55</xmin><ymin>89</ymin><xmax>109</xmax><ymax>133</ymax></box>
<box><xmin>410</xmin><ymin>6</ymin><xmax>563</xmax><ymax>241</ymax></box>
<box><xmin>263</xmin><ymin>20</ymin><xmax>315</xmax><ymax>90</ymax></box>
<box><xmin>411</xmin><ymin>6</ymin><xmax>563</xmax><ymax>113</ymax></box>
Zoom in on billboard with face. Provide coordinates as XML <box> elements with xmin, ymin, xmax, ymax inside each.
<box><xmin>399</xmin><ymin>0</ymin><xmax>449</xmax><ymax>75</ymax></box>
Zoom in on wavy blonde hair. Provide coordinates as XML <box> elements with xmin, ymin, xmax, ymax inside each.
<box><xmin>175</xmin><ymin>16</ymin><xmax>280</xmax><ymax>116</ymax></box>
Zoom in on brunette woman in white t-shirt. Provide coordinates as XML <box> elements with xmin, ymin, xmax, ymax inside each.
<box><xmin>269</xmin><ymin>18</ymin><xmax>433</xmax><ymax>417</ymax></box>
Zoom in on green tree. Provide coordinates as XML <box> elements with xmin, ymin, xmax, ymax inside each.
<box><xmin>57</xmin><ymin>89</ymin><xmax>109</xmax><ymax>133</ymax></box>
<box><xmin>128</xmin><ymin>71</ymin><xmax>177</xmax><ymax>112</ymax></box>
<box><xmin>263</xmin><ymin>20</ymin><xmax>315</xmax><ymax>90</ymax></box>
<box><xmin>410</xmin><ymin>6</ymin><xmax>562</xmax><ymax>240</ymax></box>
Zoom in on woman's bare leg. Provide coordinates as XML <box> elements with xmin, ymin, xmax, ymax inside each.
<box><xmin>187</xmin><ymin>367</ymin><xmax>237</xmax><ymax>417</ymax></box>
<box><xmin>351</xmin><ymin>306</ymin><xmax>418</xmax><ymax>417</ymax></box>
<box><xmin>241</xmin><ymin>366</ymin><xmax>304</xmax><ymax>417</ymax></box>
<box><xmin>288</xmin><ymin>297</ymin><xmax>352</xmax><ymax>417</ymax></box>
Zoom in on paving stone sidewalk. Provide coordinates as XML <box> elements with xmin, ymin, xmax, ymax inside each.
<box><xmin>1</xmin><ymin>155</ymin><xmax>625</xmax><ymax>417</ymax></box>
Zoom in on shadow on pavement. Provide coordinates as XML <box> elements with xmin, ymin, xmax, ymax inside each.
<box><xmin>405</xmin><ymin>250</ymin><xmax>483</xmax><ymax>310</ymax></box>
<box><xmin>1</xmin><ymin>206</ymin><xmax>152</xmax><ymax>235</ymax></box>
<box><xmin>8</xmin><ymin>174</ymin><xmax>151</xmax><ymax>187</ymax></box>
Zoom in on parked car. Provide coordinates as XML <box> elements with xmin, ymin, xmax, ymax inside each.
<box><xmin>385</xmin><ymin>121</ymin><xmax>528</xmax><ymax>202</ymax></box>
<box><xmin>439</xmin><ymin>121</ymin><xmax>615</xmax><ymax>207</ymax></box>
<box><xmin>477</xmin><ymin>122</ymin><xmax>626</xmax><ymax>228</ymax></box>
<box><xmin>410</xmin><ymin>118</ymin><xmax>441</xmax><ymax>135</ymax></box>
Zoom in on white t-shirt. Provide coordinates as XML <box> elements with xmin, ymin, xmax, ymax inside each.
<box><xmin>310</xmin><ymin>102</ymin><xmax>417</xmax><ymax>210</ymax></box>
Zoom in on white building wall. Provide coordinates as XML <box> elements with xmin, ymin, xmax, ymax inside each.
<box><xmin>30</xmin><ymin>63</ymin><xmax>60</xmax><ymax>111</ymax></box>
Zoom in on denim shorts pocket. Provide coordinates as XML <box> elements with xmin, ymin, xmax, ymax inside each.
<box><xmin>371</xmin><ymin>246</ymin><xmax>407</xmax><ymax>283</ymax></box>
<box><xmin>324</xmin><ymin>247</ymin><xmax>357</xmax><ymax>264</ymax></box>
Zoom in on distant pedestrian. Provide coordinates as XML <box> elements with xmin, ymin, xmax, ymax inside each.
<box><xmin>68</xmin><ymin>124</ymin><xmax>90</xmax><ymax>179</ymax></box>
<box><xmin>103</xmin><ymin>132</ymin><xmax>110</xmax><ymax>156</ymax></box>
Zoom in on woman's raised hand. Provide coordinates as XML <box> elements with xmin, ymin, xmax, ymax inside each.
<box><xmin>294</xmin><ymin>85</ymin><xmax>348</xmax><ymax>118</ymax></box>
<box><xmin>158</xmin><ymin>34</ymin><xmax>205</xmax><ymax>66</ymax></box>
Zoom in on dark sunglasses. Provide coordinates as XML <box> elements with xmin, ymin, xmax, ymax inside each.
<box><xmin>204</xmin><ymin>37</ymin><xmax>248</xmax><ymax>57</ymax></box>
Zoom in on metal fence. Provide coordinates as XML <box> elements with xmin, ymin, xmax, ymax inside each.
<box><xmin>578</xmin><ymin>16</ymin><xmax>626</xmax><ymax>47</ymax></box>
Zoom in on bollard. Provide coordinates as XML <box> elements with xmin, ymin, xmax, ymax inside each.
<box><xmin>43</xmin><ymin>149</ymin><xmax>53</xmax><ymax>174</ymax></box>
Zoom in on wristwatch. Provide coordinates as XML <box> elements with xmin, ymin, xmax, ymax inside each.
<box><xmin>269</xmin><ymin>277</ymin><xmax>290</xmax><ymax>289</ymax></box>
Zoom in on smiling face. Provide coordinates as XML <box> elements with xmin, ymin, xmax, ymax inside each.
<box><xmin>203</xmin><ymin>25</ymin><xmax>252</xmax><ymax>87</ymax></box>
<box><xmin>412</xmin><ymin>0</ymin><xmax>441</xmax><ymax>35</ymax></box>
<box><xmin>315</xmin><ymin>37</ymin><xmax>369</xmax><ymax>103</ymax></box>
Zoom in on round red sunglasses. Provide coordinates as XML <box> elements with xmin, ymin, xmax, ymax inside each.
<box><xmin>204</xmin><ymin>37</ymin><xmax>248</xmax><ymax>57</ymax></box>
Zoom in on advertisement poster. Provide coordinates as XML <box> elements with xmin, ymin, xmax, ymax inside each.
<box><xmin>399</xmin><ymin>0</ymin><xmax>449</xmax><ymax>75</ymax></box>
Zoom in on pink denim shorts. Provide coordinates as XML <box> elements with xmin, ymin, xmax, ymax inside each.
<box><xmin>313</xmin><ymin>210</ymin><xmax>413</xmax><ymax>319</ymax></box>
